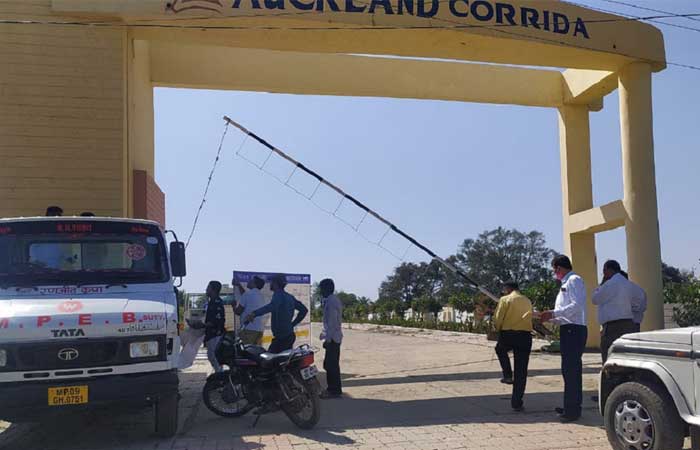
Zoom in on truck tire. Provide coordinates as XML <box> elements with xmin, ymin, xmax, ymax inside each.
<box><xmin>154</xmin><ymin>392</ymin><xmax>179</xmax><ymax>438</ymax></box>
<box><xmin>604</xmin><ymin>381</ymin><xmax>684</xmax><ymax>450</ymax></box>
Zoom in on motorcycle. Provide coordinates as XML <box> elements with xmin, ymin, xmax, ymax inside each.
<box><xmin>202</xmin><ymin>327</ymin><xmax>321</xmax><ymax>429</ymax></box>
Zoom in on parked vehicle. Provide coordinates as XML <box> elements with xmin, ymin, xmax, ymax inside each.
<box><xmin>202</xmin><ymin>328</ymin><xmax>321</xmax><ymax>429</ymax></box>
<box><xmin>600</xmin><ymin>327</ymin><xmax>700</xmax><ymax>450</ymax></box>
<box><xmin>0</xmin><ymin>217</ymin><xmax>187</xmax><ymax>436</ymax></box>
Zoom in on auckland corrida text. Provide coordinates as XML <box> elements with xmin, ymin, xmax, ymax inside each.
<box><xmin>229</xmin><ymin>0</ymin><xmax>591</xmax><ymax>38</ymax></box>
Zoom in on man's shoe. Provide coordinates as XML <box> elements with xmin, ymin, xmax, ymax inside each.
<box><xmin>320</xmin><ymin>390</ymin><xmax>342</xmax><ymax>399</ymax></box>
<box><xmin>559</xmin><ymin>414</ymin><xmax>581</xmax><ymax>423</ymax></box>
<box><xmin>555</xmin><ymin>407</ymin><xmax>565</xmax><ymax>415</ymax></box>
<box><xmin>512</xmin><ymin>406</ymin><xmax>524</xmax><ymax>412</ymax></box>
<box><xmin>500</xmin><ymin>377</ymin><xmax>514</xmax><ymax>385</ymax></box>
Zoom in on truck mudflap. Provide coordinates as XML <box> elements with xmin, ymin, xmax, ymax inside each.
<box><xmin>0</xmin><ymin>370</ymin><xmax>178</xmax><ymax>422</ymax></box>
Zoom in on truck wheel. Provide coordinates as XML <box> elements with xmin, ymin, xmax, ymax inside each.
<box><xmin>154</xmin><ymin>392</ymin><xmax>179</xmax><ymax>438</ymax></box>
<box><xmin>604</xmin><ymin>381</ymin><xmax>684</xmax><ymax>450</ymax></box>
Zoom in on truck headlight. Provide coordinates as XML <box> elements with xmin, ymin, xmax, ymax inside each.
<box><xmin>0</xmin><ymin>349</ymin><xmax>6</xmax><ymax>367</ymax></box>
<box><xmin>130</xmin><ymin>341</ymin><xmax>159</xmax><ymax>358</ymax></box>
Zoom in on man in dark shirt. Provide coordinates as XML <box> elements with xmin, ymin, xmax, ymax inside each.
<box><xmin>204</xmin><ymin>280</ymin><xmax>226</xmax><ymax>372</ymax></box>
<box><xmin>245</xmin><ymin>274</ymin><xmax>308</xmax><ymax>353</ymax></box>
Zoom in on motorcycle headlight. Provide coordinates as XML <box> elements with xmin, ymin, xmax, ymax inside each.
<box><xmin>0</xmin><ymin>349</ymin><xmax>6</xmax><ymax>367</ymax></box>
<box><xmin>130</xmin><ymin>341</ymin><xmax>159</xmax><ymax>358</ymax></box>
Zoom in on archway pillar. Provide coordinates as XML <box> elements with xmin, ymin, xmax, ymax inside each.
<box><xmin>619</xmin><ymin>62</ymin><xmax>664</xmax><ymax>332</ymax></box>
<box><xmin>558</xmin><ymin>105</ymin><xmax>600</xmax><ymax>348</ymax></box>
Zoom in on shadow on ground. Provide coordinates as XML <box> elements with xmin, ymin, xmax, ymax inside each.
<box><xmin>187</xmin><ymin>389</ymin><xmax>604</xmax><ymax>439</ymax></box>
<box><xmin>0</xmin><ymin>369</ymin><xmax>604</xmax><ymax>449</ymax></box>
<box><xmin>342</xmin><ymin>367</ymin><xmax>600</xmax><ymax>387</ymax></box>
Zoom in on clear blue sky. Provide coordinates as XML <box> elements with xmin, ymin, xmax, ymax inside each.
<box><xmin>154</xmin><ymin>0</ymin><xmax>700</xmax><ymax>298</ymax></box>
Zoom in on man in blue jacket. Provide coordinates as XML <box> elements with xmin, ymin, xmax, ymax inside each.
<box><xmin>245</xmin><ymin>274</ymin><xmax>308</xmax><ymax>353</ymax></box>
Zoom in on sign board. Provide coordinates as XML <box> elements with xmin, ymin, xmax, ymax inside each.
<box><xmin>232</xmin><ymin>271</ymin><xmax>312</xmax><ymax>347</ymax></box>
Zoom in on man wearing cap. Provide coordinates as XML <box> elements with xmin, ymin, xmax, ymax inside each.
<box><xmin>494</xmin><ymin>281</ymin><xmax>533</xmax><ymax>412</ymax></box>
<box><xmin>233</xmin><ymin>276</ymin><xmax>267</xmax><ymax>345</ymax></box>
<box><xmin>245</xmin><ymin>274</ymin><xmax>308</xmax><ymax>353</ymax></box>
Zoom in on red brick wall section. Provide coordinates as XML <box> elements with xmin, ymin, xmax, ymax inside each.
<box><xmin>133</xmin><ymin>170</ymin><xmax>166</xmax><ymax>226</ymax></box>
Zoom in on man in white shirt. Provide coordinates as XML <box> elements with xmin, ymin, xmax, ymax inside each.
<box><xmin>319</xmin><ymin>278</ymin><xmax>343</xmax><ymax>399</ymax></box>
<box><xmin>592</xmin><ymin>260</ymin><xmax>638</xmax><ymax>364</ymax></box>
<box><xmin>233</xmin><ymin>276</ymin><xmax>267</xmax><ymax>345</ymax></box>
<box><xmin>540</xmin><ymin>254</ymin><xmax>588</xmax><ymax>423</ymax></box>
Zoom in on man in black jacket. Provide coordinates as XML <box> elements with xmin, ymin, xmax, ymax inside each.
<box><xmin>204</xmin><ymin>280</ymin><xmax>226</xmax><ymax>372</ymax></box>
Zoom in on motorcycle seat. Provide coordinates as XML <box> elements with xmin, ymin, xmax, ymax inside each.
<box><xmin>257</xmin><ymin>350</ymin><xmax>294</xmax><ymax>368</ymax></box>
<box><xmin>242</xmin><ymin>345</ymin><xmax>267</xmax><ymax>358</ymax></box>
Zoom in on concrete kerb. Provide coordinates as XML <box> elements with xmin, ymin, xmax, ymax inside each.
<box><xmin>339</xmin><ymin>322</ymin><xmax>552</xmax><ymax>350</ymax></box>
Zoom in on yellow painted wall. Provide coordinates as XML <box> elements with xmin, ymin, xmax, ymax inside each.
<box><xmin>0</xmin><ymin>1</ymin><xmax>125</xmax><ymax>218</ymax></box>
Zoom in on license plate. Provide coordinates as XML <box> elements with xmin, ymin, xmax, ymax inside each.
<box><xmin>48</xmin><ymin>385</ymin><xmax>88</xmax><ymax>406</ymax></box>
<box><xmin>300</xmin><ymin>365</ymin><xmax>318</xmax><ymax>380</ymax></box>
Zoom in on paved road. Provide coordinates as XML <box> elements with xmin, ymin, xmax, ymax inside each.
<box><xmin>0</xmin><ymin>325</ymin><xmax>677</xmax><ymax>450</ymax></box>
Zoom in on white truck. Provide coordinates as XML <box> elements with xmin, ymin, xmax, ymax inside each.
<box><xmin>0</xmin><ymin>217</ymin><xmax>186</xmax><ymax>436</ymax></box>
<box><xmin>600</xmin><ymin>327</ymin><xmax>700</xmax><ymax>450</ymax></box>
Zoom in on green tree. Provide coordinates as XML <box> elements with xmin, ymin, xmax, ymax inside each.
<box><xmin>521</xmin><ymin>279</ymin><xmax>559</xmax><ymax>311</ymax></box>
<box><xmin>337</xmin><ymin>291</ymin><xmax>360</xmax><ymax>308</ymax></box>
<box><xmin>447</xmin><ymin>292</ymin><xmax>475</xmax><ymax>313</ymax></box>
<box><xmin>456</xmin><ymin>227</ymin><xmax>556</xmax><ymax>294</ymax></box>
<box><xmin>378</xmin><ymin>262</ymin><xmax>427</xmax><ymax>305</ymax></box>
<box><xmin>662</xmin><ymin>262</ymin><xmax>694</xmax><ymax>286</ymax></box>
<box><xmin>411</xmin><ymin>296</ymin><xmax>442</xmax><ymax>321</ymax></box>
<box><xmin>374</xmin><ymin>297</ymin><xmax>406</xmax><ymax>317</ymax></box>
<box><xmin>660</xmin><ymin>261</ymin><xmax>699</xmax><ymax>327</ymax></box>
<box><xmin>666</xmin><ymin>279</ymin><xmax>700</xmax><ymax>327</ymax></box>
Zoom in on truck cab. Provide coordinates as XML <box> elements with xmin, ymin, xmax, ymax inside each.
<box><xmin>0</xmin><ymin>217</ymin><xmax>186</xmax><ymax>436</ymax></box>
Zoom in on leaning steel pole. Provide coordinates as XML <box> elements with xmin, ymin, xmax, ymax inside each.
<box><xmin>223</xmin><ymin>115</ymin><xmax>500</xmax><ymax>303</ymax></box>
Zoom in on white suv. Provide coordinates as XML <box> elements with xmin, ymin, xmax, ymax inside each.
<box><xmin>600</xmin><ymin>327</ymin><xmax>700</xmax><ymax>450</ymax></box>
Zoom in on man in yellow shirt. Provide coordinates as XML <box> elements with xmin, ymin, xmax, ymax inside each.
<box><xmin>494</xmin><ymin>281</ymin><xmax>533</xmax><ymax>412</ymax></box>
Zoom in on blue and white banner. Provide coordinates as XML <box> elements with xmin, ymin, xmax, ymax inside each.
<box><xmin>233</xmin><ymin>271</ymin><xmax>311</xmax><ymax>285</ymax></box>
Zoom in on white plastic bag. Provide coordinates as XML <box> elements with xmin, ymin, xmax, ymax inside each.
<box><xmin>178</xmin><ymin>327</ymin><xmax>205</xmax><ymax>369</ymax></box>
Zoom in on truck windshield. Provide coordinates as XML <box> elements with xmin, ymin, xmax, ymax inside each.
<box><xmin>0</xmin><ymin>221</ymin><xmax>168</xmax><ymax>288</ymax></box>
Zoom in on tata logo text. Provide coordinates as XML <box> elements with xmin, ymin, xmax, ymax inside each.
<box><xmin>51</xmin><ymin>328</ymin><xmax>86</xmax><ymax>338</ymax></box>
<box><xmin>57</xmin><ymin>348</ymin><xmax>79</xmax><ymax>361</ymax></box>
<box><xmin>167</xmin><ymin>0</ymin><xmax>590</xmax><ymax>39</ymax></box>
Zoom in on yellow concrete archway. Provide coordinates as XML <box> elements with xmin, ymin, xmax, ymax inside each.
<box><xmin>0</xmin><ymin>0</ymin><xmax>667</xmax><ymax>345</ymax></box>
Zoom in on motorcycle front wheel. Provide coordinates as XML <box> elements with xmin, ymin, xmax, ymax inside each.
<box><xmin>202</xmin><ymin>373</ymin><xmax>252</xmax><ymax>418</ymax></box>
<box><xmin>281</xmin><ymin>376</ymin><xmax>321</xmax><ymax>429</ymax></box>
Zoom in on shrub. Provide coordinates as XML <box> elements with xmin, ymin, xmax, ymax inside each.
<box><xmin>343</xmin><ymin>316</ymin><xmax>493</xmax><ymax>334</ymax></box>
<box><xmin>665</xmin><ymin>280</ymin><xmax>700</xmax><ymax>327</ymax></box>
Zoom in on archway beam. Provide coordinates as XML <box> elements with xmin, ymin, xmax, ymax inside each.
<box><xmin>150</xmin><ymin>43</ymin><xmax>610</xmax><ymax>109</ymax></box>
<box><xmin>53</xmin><ymin>0</ymin><xmax>666</xmax><ymax>72</ymax></box>
<box><xmin>567</xmin><ymin>200</ymin><xmax>626</xmax><ymax>235</ymax></box>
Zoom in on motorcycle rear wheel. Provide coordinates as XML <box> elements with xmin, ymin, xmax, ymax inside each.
<box><xmin>281</xmin><ymin>377</ymin><xmax>321</xmax><ymax>430</ymax></box>
<box><xmin>202</xmin><ymin>375</ymin><xmax>252</xmax><ymax>418</ymax></box>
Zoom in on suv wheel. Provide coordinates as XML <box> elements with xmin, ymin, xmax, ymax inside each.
<box><xmin>604</xmin><ymin>381</ymin><xmax>684</xmax><ymax>450</ymax></box>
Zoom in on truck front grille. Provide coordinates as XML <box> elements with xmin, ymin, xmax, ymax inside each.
<box><xmin>17</xmin><ymin>341</ymin><xmax>119</xmax><ymax>370</ymax></box>
<box><xmin>1</xmin><ymin>336</ymin><xmax>166</xmax><ymax>372</ymax></box>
